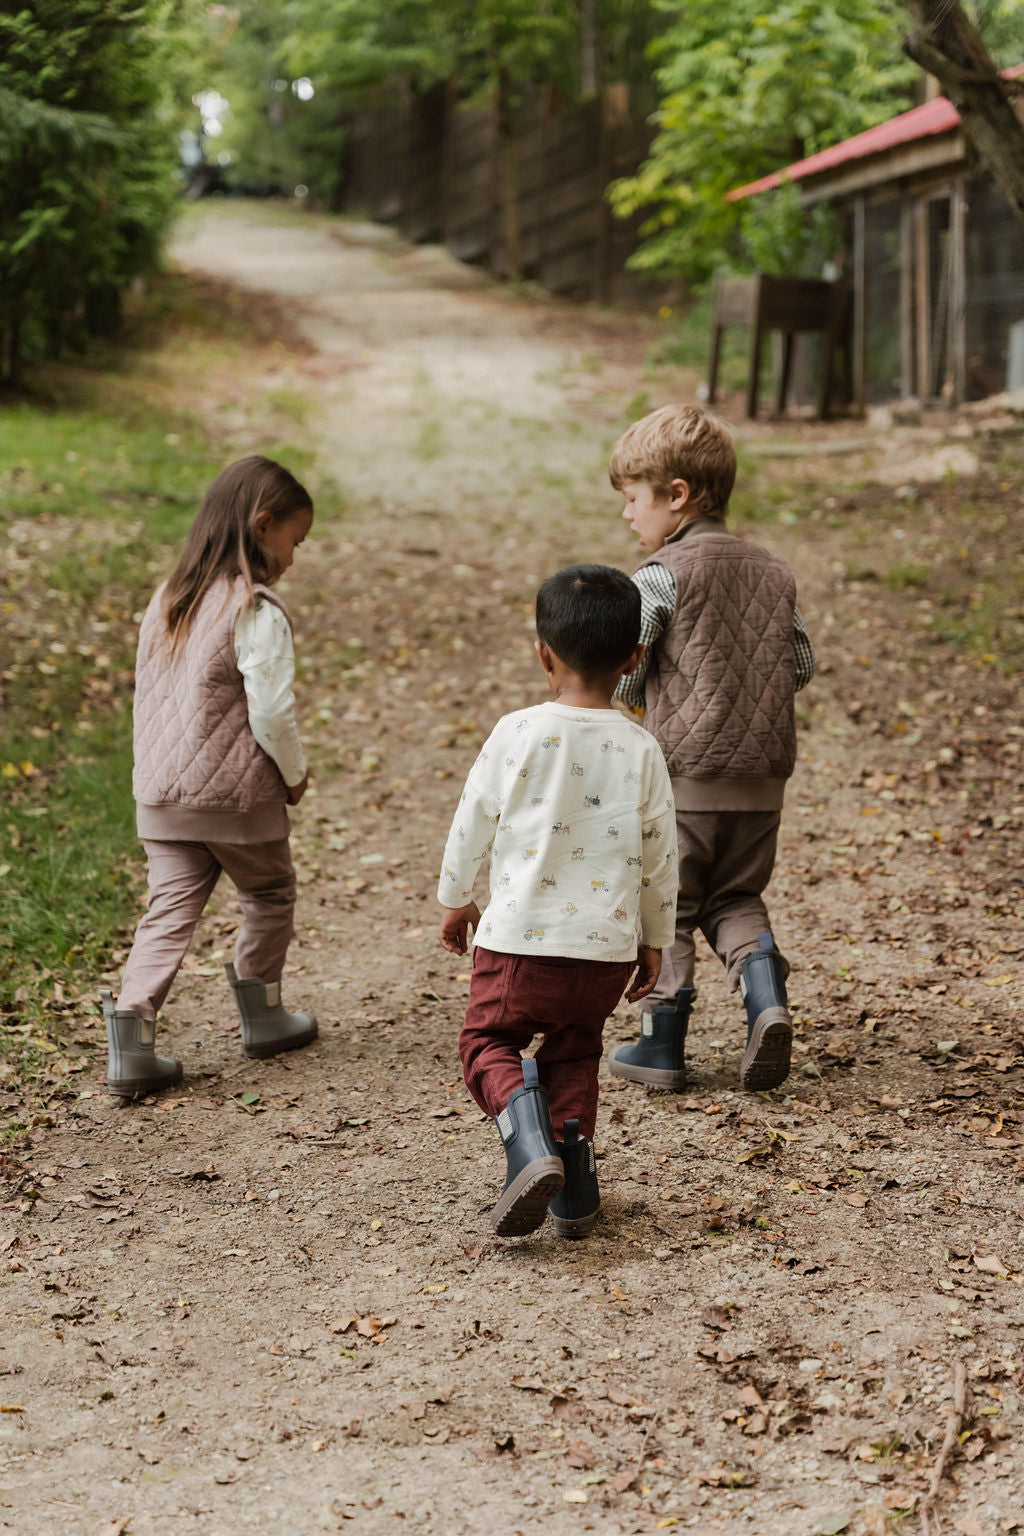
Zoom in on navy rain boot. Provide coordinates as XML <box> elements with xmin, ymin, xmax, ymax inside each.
<box><xmin>549</xmin><ymin>1119</ymin><xmax>600</xmax><ymax>1238</ymax></box>
<box><xmin>607</xmin><ymin>987</ymin><xmax>694</xmax><ymax>1089</ymax></box>
<box><xmin>490</xmin><ymin>1058</ymin><xmax>565</xmax><ymax>1237</ymax></box>
<box><xmin>739</xmin><ymin>932</ymin><xmax>792</xmax><ymax>1091</ymax></box>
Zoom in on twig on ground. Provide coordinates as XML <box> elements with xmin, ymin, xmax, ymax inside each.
<box><xmin>636</xmin><ymin>1409</ymin><xmax>660</xmax><ymax>1471</ymax></box>
<box><xmin>919</xmin><ymin>1359</ymin><xmax>969</xmax><ymax>1536</ymax></box>
<box><xmin>541</xmin><ymin>1311</ymin><xmax>586</xmax><ymax>1343</ymax></box>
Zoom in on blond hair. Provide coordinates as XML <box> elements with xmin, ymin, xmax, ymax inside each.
<box><xmin>609</xmin><ymin>404</ymin><xmax>736</xmax><ymax>514</ymax></box>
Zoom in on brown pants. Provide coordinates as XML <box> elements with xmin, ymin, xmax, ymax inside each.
<box><xmin>118</xmin><ymin>838</ymin><xmax>296</xmax><ymax>1021</ymax></box>
<box><xmin>459</xmin><ymin>946</ymin><xmax>634</xmax><ymax>1140</ymax></box>
<box><xmin>651</xmin><ymin>810</ymin><xmax>784</xmax><ymax>1005</ymax></box>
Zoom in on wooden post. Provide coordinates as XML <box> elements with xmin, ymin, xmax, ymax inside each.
<box><xmin>776</xmin><ymin>333</ymin><xmax>795</xmax><ymax>414</ymax></box>
<box><xmin>537</xmin><ymin>83</ymin><xmax>553</xmax><ymax>286</ymax></box>
<box><xmin>852</xmin><ymin>195</ymin><xmax>867</xmax><ymax>414</ymax></box>
<box><xmin>707</xmin><ymin>317</ymin><xmax>723</xmax><ymax>404</ymax></box>
<box><xmin>900</xmin><ymin>198</ymin><xmax>915</xmax><ymax>398</ymax></box>
<box><xmin>949</xmin><ymin>177</ymin><xmax>967</xmax><ymax>404</ymax></box>
<box><xmin>440</xmin><ymin>75</ymin><xmax>459</xmax><ymax>247</ymax></box>
<box><xmin>746</xmin><ymin>275</ymin><xmax>764</xmax><ymax>419</ymax></box>
<box><xmin>914</xmin><ymin>197</ymin><xmax>930</xmax><ymax>396</ymax></box>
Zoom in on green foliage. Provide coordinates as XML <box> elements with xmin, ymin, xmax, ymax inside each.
<box><xmin>610</xmin><ymin>0</ymin><xmax>918</xmax><ymax>283</ymax></box>
<box><xmin>0</xmin><ymin>0</ymin><xmax>204</xmax><ymax>384</ymax></box>
<box><xmin>738</xmin><ymin>178</ymin><xmax>840</xmax><ymax>278</ymax></box>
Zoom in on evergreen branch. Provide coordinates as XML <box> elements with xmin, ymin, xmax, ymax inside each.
<box><xmin>0</xmin><ymin>86</ymin><xmax>122</xmax><ymax>156</ymax></box>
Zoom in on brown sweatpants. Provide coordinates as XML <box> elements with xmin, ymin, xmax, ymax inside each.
<box><xmin>460</xmin><ymin>946</ymin><xmax>634</xmax><ymax>1140</ymax></box>
<box><xmin>118</xmin><ymin>838</ymin><xmax>296</xmax><ymax>1021</ymax></box>
<box><xmin>650</xmin><ymin>809</ymin><xmax>785</xmax><ymax>1006</ymax></box>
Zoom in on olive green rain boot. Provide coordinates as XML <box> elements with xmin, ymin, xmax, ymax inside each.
<box><xmin>224</xmin><ymin>963</ymin><xmax>318</xmax><ymax>1059</ymax></box>
<box><xmin>101</xmin><ymin>990</ymin><xmax>183</xmax><ymax>1099</ymax></box>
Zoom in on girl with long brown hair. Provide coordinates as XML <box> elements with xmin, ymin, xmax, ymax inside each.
<box><xmin>100</xmin><ymin>455</ymin><xmax>319</xmax><ymax>1097</ymax></box>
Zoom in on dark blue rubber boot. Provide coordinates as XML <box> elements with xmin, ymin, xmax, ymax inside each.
<box><xmin>607</xmin><ymin>987</ymin><xmax>694</xmax><ymax>1089</ymax></box>
<box><xmin>549</xmin><ymin>1119</ymin><xmax>600</xmax><ymax>1238</ymax></box>
<box><xmin>490</xmin><ymin>1058</ymin><xmax>565</xmax><ymax>1236</ymax></box>
<box><xmin>739</xmin><ymin>933</ymin><xmax>792</xmax><ymax>1091</ymax></box>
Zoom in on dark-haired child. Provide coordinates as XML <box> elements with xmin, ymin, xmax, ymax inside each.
<box><xmin>437</xmin><ymin>565</ymin><xmax>677</xmax><ymax>1238</ymax></box>
<box><xmin>100</xmin><ymin>455</ymin><xmax>319</xmax><ymax>1098</ymax></box>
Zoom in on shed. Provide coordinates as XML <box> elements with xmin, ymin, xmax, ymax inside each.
<box><xmin>729</xmin><ymin>68</ymin><xmax>1024</xmax><ymax>409</ymax></box>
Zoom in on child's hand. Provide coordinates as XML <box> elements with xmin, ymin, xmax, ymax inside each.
<box><xmin>626</xmin><ymin>944</ymin><xmax>662</xmax><ymax>1002</ymax></box>
<box><xmin>287</xmin><ymin>772</ymin><xmax>310</xmax><ymax>806</ymax></box>
<box><xmin>439</xmin><ymin>902</ymin><xmax>480</xmax><ymax>956</ymax></box>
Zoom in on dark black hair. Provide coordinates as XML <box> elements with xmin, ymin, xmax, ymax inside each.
<box><xmin>535</xmin><ymin>564</ymin><xmax>641</xmax><ymax>675</ymax></box>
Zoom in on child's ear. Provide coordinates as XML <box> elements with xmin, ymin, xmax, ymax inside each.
<box><xmin>667</xmin><ymin>479</ymin><xmax>690</xmax><ymax>513</ymax></box>
<box><xmin>253</xmin><ymin>510</ymin><xmax>273</xmax><ymax>540</ymax></box>
<box><xmin>535</xmin><ymin>639</ymin><xmax>552</xmax><ymax>670</ymax></box>
<box><xmin>619</xmin><ymin>641</ymin><xmax>645</xmax><ymax>678</ymax></box>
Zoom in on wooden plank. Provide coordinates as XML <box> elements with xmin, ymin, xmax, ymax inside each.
<box><xmin>949</xmin><ymin>176</ymin><xmax>967</xmax><ymax>405</ymax></box>
<box><xmin>798</xmin><ymin>132</ymin><xmax>967</xmax><ymax>206</ymax></box>
<box><xmin>852</xmin><ymin>195</ymin><xmax>867</xmax><ymax>414</ymax></box>
<box><xmin>899</xmin><ymin>198</ymin><xmax>915</xmax><ymax>397</ymax></box>
<box><xmin>746</xmin><ymin>276</ymin><xmax>764</xmax><ymax>419</ymax></box>
<box><xmin>914</xmin><ymin>198</ymin><xmax>930</xmax><ymax>397</ymax></box>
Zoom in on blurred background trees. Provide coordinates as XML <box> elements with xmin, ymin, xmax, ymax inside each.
<box><xmin>3</xmin><ymin>0</ymin><xmax>1022</xmax><ymax>384</ymax></box>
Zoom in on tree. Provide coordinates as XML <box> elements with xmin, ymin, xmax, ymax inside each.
<box><xmin>903</xmin><ymin>0</ymin><xmax>1024</xmax><ymax>224</ymax></box>
<box><xmin>0</xmin><ymin>0</ymin><xmax>204</xmax><ymax>387</ymax></box>
<box><xmin>609</xmin><ymin>0</ymin><xmax>918</xmax><ymax>285</ymax></box>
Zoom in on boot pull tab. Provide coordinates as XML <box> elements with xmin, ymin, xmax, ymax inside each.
<box><xmin>562</xmin><ymin>1117</ymin><xmax>579</xmax><ymax>1146</ymax></box>
<box><xmin>521</xmin><ymin>1056</ymin><xmax>540</xmax><ymax>1088</ymax></box>
<box><xmin>759</xmin><ymin>932</ymin><xmax>774</xmax><ymax>952</ymax></box>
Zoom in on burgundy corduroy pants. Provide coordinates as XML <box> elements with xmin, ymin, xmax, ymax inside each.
<box><xmin>459</xmin><ymin>945</ymin><xmax>634</xmax><ymax>1140</ymax></box>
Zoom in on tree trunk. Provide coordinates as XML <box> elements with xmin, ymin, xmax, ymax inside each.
<box><xmin>903</xmin><ymin>0</ymin><xmax>1024</xmax><ymax>224</ymax></box>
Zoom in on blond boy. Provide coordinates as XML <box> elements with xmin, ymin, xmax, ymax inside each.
<box><xmin>605</xmin><ymin>405</ymin><xmax>816</xmax><ymax>1092</ymax></box>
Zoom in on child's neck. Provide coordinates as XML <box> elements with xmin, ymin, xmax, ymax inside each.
<box><xmin>551</xmin><ymin>680</ymin><xmax>615</xmax><ymax>710</ymax></box>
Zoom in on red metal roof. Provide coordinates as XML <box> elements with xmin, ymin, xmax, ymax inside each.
<box><xmin>729</xmin><ymin>64</ymin><xmax>1024</xmax><ymax>201</ymax></box>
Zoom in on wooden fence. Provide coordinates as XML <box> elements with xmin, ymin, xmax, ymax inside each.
<box><xmin>340</xmin><ymin>84</ymin><xmax>661</xmax><ymax>305</ymax></box>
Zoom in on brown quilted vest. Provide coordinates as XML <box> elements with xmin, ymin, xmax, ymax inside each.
<box><xmin>132</xmin><ymin>575</ymin><xmax>289</xmax><ymax>812</ymax></box>
<box><xmin>641</xmin><ymin>519</ymin><xmax>797</xmax><ymax>785</ymax></box>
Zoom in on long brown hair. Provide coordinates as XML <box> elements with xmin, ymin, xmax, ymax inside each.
<box><xmin>162</xmin><ymin>456</ymin><xmax>312</xmax><ymax>650</ymax></box>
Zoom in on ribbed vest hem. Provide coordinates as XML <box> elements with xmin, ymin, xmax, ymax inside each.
<box><xmin>671</xmin><ymin>775</ymin><xmax>786</xmax><ymax>812</ymax></box>
<box><xmin>136</xmin><ymin>801</ymin><xmax>290</xmax><ymax>844</ymax></box>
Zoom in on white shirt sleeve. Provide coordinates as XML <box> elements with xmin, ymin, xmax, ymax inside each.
<box><xmin>234</xmin><ymin>600</ymin><xmax>307</xmax><ymax>788</ymax></box>
<box><xmin>436</xmin><ymin>725</ymin><xmax>507</xmax><ymax>907</ymax></box>
<box><xmin>638</xmin><ymin>751</ymin><xmax>678</xmax><ymax>948</ymax></box>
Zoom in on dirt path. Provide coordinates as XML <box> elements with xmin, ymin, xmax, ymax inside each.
<box><xmin>2</xmin><ymin>204</ymin><xmax>1022</xmax><ymax>1536</ymax></box>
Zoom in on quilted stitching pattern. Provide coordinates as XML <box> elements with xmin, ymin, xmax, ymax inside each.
<box><xmin>642</xmin><ymin>533</ymin><xmax>797</xmax><ymax>781</ymax></box>
<box><xmin>133</xmin><ymin>578</ymin><xmax>287</xmax><ymax>811</ymax></box>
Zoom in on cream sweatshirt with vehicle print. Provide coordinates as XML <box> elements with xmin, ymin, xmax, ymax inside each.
<box><xmin>438</xmin><ymin>701</ymin><xmax>677</xmax><ymax>962</ymax></box>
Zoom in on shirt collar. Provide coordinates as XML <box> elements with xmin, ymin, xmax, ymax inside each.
<box><xmin>664</xmin><ymin>514</ymin><xmax>727</xmax><ymax>546</ymax></box>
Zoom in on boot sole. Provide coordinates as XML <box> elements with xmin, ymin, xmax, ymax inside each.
<box><xmin>491</xmin><ymin>1157</ymin><xmax>565</xmax><ymax>1237</ymax></box>
<box><xmin>242</xmin><ymin>1023</ymin><xmax>318</xmax><ymax>1060</ymax></box>
<box><xmin>107</xmin><ymin>1064</ymin><xmax>183</xmax><ymax>1098</ymax></box>
<box><xmin>608</xmin><ymin>1052</ymin><xmax>686</xmax><ymax>1089</ymax></box>
<box><xmin>551</xmin><ymin>1202</ymin><xmax>600</xmax><ymax>1239</ymax></box>
<box><xmin>741</xmin><ymin>1009</ymin><xmax>792</xmax><ymax>1091</ymax></box>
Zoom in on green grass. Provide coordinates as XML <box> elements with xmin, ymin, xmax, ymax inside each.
<box><xmin>1</xmin><ymin>712</ymin><xmax>140</xmax><ymax>1085</ymax></box>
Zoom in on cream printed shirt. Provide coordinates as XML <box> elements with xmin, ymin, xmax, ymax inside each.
<box><xmin>234</xmin><ymin>599</ymin><xmax>307</xmax><ymax>788</ymax></box>
<box><xmin>438</xmin><ymin>701</ymin><xmax>678</xmax><ymax>961</ymax></box>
